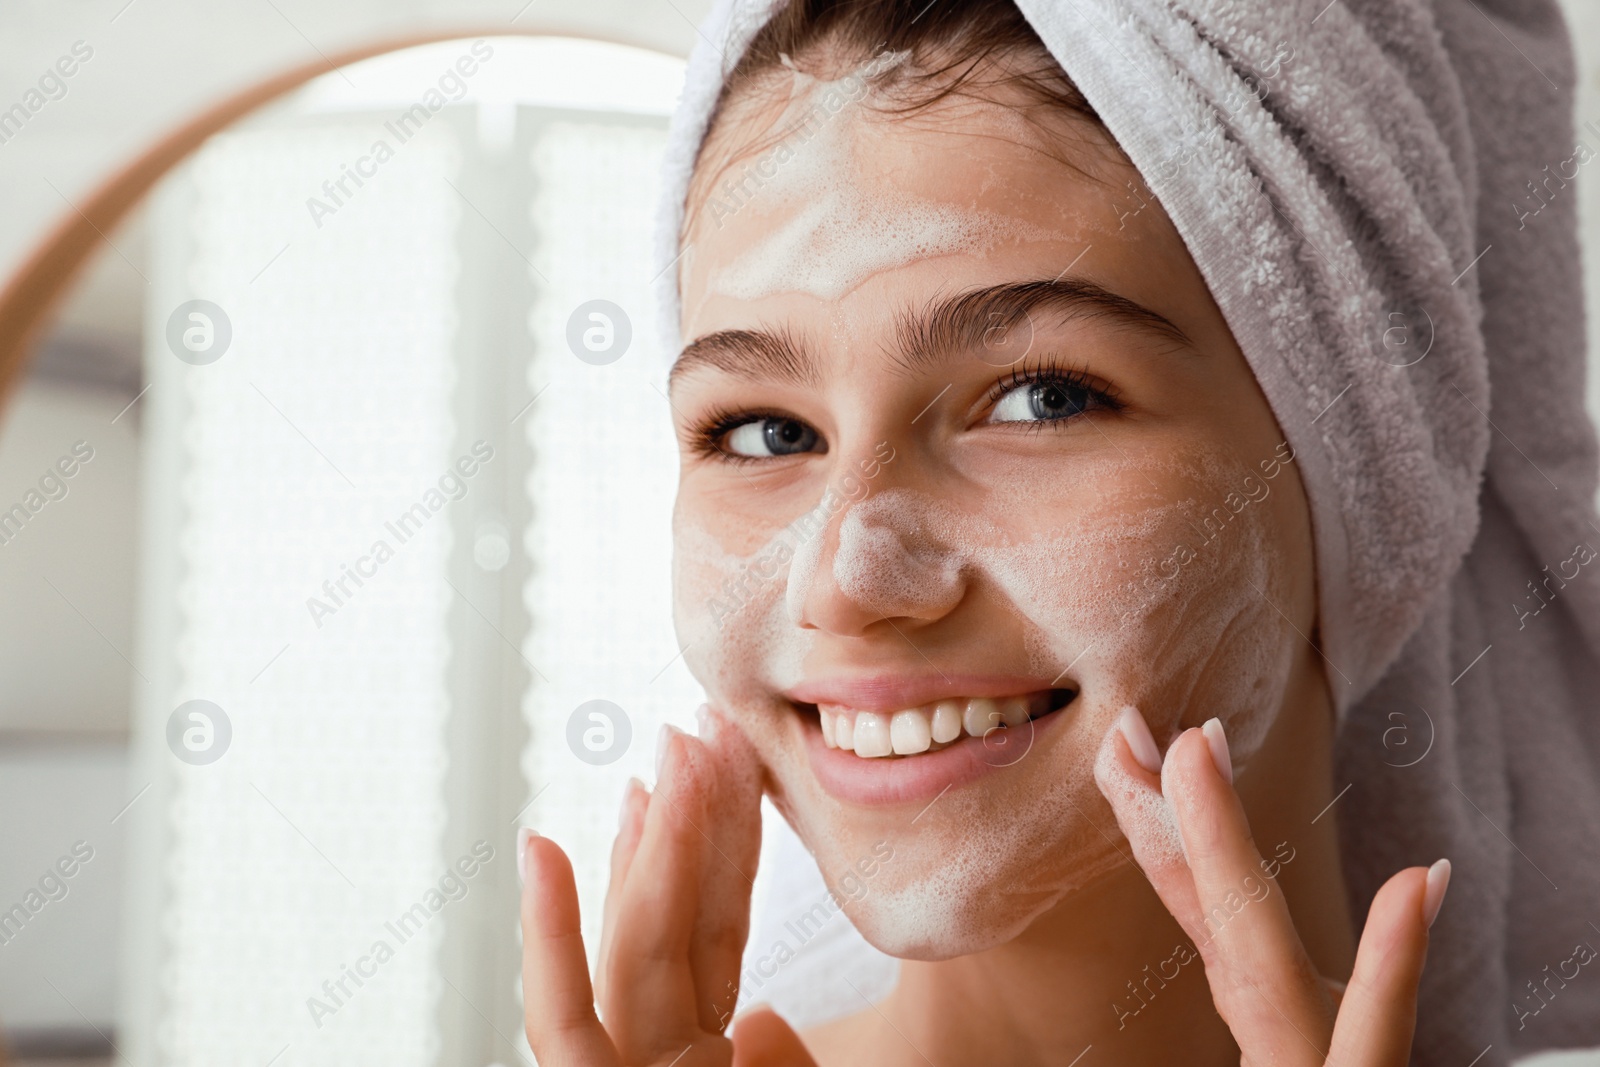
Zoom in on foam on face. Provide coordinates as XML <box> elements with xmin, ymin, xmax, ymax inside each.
<box><xmin>675</xmin><ymin>53</ymin><xmax>1302</xmax><ymax>961</ymax></box>
<box><xmin>672</xmin><ymin>446</ymin><xmax>1299</xmax><ymax>959</ymax></box>
<box><xmin>703</xmin><ymin>56</ymin><xmax>1063</xmax><ymax>303</ymax></box>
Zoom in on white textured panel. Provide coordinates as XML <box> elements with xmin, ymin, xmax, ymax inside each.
<box><xmin>152</xmin><ymin>117</ymin><xmax>460</xmax><ymax>1066</ymax></box>
<box><xmin>521</xmin><ymin>116</ymin><xmax>705</xmax><ymax>962</ymax></box>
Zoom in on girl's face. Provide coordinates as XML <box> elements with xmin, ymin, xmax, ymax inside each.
<box><xmin>668</xmin><ymin>62</ymin><xmax>1318</xmax><ymax>958</ymax></box>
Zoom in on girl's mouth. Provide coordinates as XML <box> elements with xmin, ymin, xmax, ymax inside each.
<box><xmin>788</xmin><ymin>688</ymin><xmax>1079</xmax><ymax>806</ymax></box>
<box><xmin>815</xmin><ymin>688</ymin><xmax>1076</xmax><ymax>758</ymax></box>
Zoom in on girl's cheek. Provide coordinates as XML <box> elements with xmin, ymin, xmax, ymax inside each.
<box><xmin>671</xmin><ymin>508</ymin><xmax>816</xmax><ymax>708</ymax></box>
<box><xmin>969</xmin><ymin>451</ymin><xmax>1298</xmax><ymax>766</ymax></box>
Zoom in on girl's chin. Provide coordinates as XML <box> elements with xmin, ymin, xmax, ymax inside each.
<box><xmin>788</xmin><ymin>812</ymin><xmax>1131</xmax><ymax>962</ymax></box>
<box><xmin>847</xmin><ymin>898</ymin><xmax>1045</xmax><ymax>961</ymax></box>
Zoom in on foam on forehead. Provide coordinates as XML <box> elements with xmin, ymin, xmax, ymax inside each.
<box><xmin>702</xmin><ymin>51</ymin><xmax>1063</xmax><ymax>303</ymax></box>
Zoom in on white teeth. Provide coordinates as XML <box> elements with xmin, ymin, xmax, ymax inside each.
<box><xmin>836</xmin><ymin>713</ymin><xmax>855</xmax><ymax>751</ymax></box>
<box><xmin>963</xmin><ymin>697</ymin><xmax>1001</xmax><ymax>738</ymax></box>
<box><xmin>931</xmin><ymin>700</ymin><xmax>962</xmax><ymax>743</ymax></box>
<box><xmin>852</xmin><ymin>712</ymin><xmax>893</xmax><ymax>757</ymax></box>
<box><xmin>821</xmin><ymin>694</ymin><xmax>1050</xmax><ymax>759</ymax></box>
<box><xmin>890</xmin><ymin>709</ymin><xmax>931</xmax><ymax>754</ymax></box>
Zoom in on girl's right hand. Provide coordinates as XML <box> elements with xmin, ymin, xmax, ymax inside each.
<box><xmin>519</xmin><ymin>707</ymin><xmax>819</xmax><ymax>1067</ymax></box>
<box><xmin>1095</xmin><ymin>706</ymin><xmax>1448</xmax><ymax>1066</ymax></box>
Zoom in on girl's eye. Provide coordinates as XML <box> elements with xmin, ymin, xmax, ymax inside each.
<box><xmin>989</xmin><ymin>377</ymin><xmax>1096</xmax><ymax>424</ymax></box>
<box><xmin>723</xmin><ymin>416</ymin><xmax>822</xmax><ymax>458</ymax></box>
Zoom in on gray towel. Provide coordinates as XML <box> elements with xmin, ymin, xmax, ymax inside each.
<box><xmin>652</xmin><ymin>0</ymin><xmax>1600</xmax><ymax>1061</ymax></box>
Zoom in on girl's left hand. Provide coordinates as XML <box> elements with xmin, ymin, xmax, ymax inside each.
<box><xmin>518</xmin><ymin>706</ymin><xmax>818</xmax><ymax>1067</ymax></box>
<box><xmin>1094</xmin><ymin>706</ymin><xmax>1450</xmax><ymax>1067</ymax></box>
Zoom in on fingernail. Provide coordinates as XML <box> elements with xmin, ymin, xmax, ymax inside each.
<box><xmin>1423</xmin><ymin>858</ymin><xmax>1451</xmax><ymax>928</ymax></box>
<box><xmin>517</xmin><ymin>826</ymin><xmax>539</xmax><ymax>886</ymax></box>
<box><xmin>1117</xmin><ymin>705</ymin><xmax>1162</xmax><ymax>774</ymax></box>
<box><xmin>695</xmin><ymin>703</ymin><xmax>719</xmax><ymax>743</ymax></box>
<box><xmin>618</xmin><ymin>779</ymin><xmax>638</xmax><ymax>829</ymax></box>
<box><xmin>1202</xmin><ymin>717</ymin><xmax>1233</xmax><ymax>785</ymax></box>
<box><xmin>656</xmin><ymin>723</ymin><xmax>681</xmax><ymax>779</ymax></box>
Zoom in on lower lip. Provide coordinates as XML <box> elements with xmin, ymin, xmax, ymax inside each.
<box><xmin>800</xmin><ymin>703</ymin><xmax>1072</xmax><ymax>807</ymax></box>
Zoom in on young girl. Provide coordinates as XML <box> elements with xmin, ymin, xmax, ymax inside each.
<box><xmin>519</xmin><ymin>0</ymin><xmax>1600</xmax><ymax>1063</ymax></box>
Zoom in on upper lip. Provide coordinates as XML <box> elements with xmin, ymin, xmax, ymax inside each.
<box><xmin>783</xmin><ymin>672</ymin><xmax>1069</xmax><ymax>713</ymax></box>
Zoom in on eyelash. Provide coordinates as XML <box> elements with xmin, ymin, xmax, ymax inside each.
<box><xmin>687</xmin><ymin>405</ymin><xmax>796</xmax><ymax>464</ymax></box>
<box><xmin>983</xmin><ymin>355</ymin><xmax>1123</xmax><ymax>429</ymax></box>
<box><xmin>687</xmin><ymin>355</ymin><xmax>1122</xmax><ymax>462</ymax></box>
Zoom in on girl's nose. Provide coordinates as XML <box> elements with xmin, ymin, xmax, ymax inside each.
<box><xmin>786</xmin><ymin>489</ymin><xmax>967</xmax><ymax>637</ymax></box>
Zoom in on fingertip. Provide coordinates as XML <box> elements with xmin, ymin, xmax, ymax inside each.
<box><xmin>1157</xmin><ymin>727</ymin><xmax>1202</xmax><ymax>802</ymax></box>
<box><xmin>1423</xmin><ymin>858</ymin><xmax>1451</xmax><ymax>929</ymax></box>
<box><xmin>732</xmin><ymin>1004</ymin><xmax>814</xmax><ymax>1067</ymax></box>
<box><xmin>1119</xmin><ymin>705</ymin><xmax>1164</xmax><ymax>775</ymax></box>
<box><xmin>521</xmin><ymin>834</ymin><xmax>582</xmax><ymax>931</ymax></box>
<box><xmin>1336</xmin><ymin>863</ymin><xmax>1434</xmax><ymax>1061</ymax></box>
<box><xmin>656</xmin><ymin>721</ymin><xmax>684</xmax><ymax>780</ymax></box>
<box><xmin>1200</xmin><ymin>717</ymin><xmax>1233</xmax><ymax>785</ymax></box>
<box><xmin>523</xmin><ymin>831</ymin><xmax>564</xmax><ymax>884</ymax></box>
<box><xmin>696</xmin><ymin>701</ymin><xmax>719</xmax><ymax>742</ymax></box>
<box><xmin>618</xmin><ymin>777</ymin><xmax>643</xmax><ymax>830</ymax></box>
<box><xmin>1367</xmin><ymin>864</ymin><xmax>1434</xmax><ymax>947</ymax></box>
<box><xmin>517</xmin><ymin>826</ymin><xmax>540</xmax><ymax>886</ymax></box>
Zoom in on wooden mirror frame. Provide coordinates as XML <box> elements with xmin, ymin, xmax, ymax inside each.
<box><xmin>0</xmin><ymin>23</ymin><xmax>678</xmax><ymax>414</ymax></box>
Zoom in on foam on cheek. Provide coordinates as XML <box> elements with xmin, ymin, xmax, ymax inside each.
<box><xmin>784</xmin><ymin>473</ymin><xmax>1293</xmax><ymax>957</ymax></box>
<box><xmin>826</xmin><ymin>473</ymin><xmax>1291</xmax><ymax>765</ymax></box>
<box><xmin>673</xmin><ymin>515</ymin><xmax>815</xmax><ymax>699</ymax></box>
<box><xmin>674</xmin><ymin>451</ymin><xmax>1296</xmax><ymax>959</ymax></box>
<box><xmin>782</xmin><ymin>503</ymin><xmax>826</xmax><ymax>627</ymax></box>
<box><xmin>706</xmin><ymin>59</ymin><xmax>1060</xmax><ymax>303</ymax></box>
<box><xmin>1093</xmin><ymin>722</ymin><xmax>1186</xmax><ymax>869</ymax></box>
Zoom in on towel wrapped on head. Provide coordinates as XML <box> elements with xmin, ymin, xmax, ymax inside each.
<box><xmin>652</xmin><ymin>0</ymin><xmax>1600</xmax><ymax>1060</ymax></box>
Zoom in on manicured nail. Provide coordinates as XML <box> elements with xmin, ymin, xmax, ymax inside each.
<box><xmin>656</xmin><ymin>723</ymin><xmax>681</xmax><ymax>779</ymax></box>
<box><xmin>695</xmin><ymin>703</ymin><xmax>719</xmax><ymax>743</ymax></box>
<box><xmin>618</xmin><ymin>779</ymin><xmax>637</xmax><ymax>829</ymax></box>
<box><xmin>1423</xmin><ymin>858</ymin><xmax>1451</xmax><ymax>928</ymax></box>
<box><xmin>1117</xmin><ymin>705</ymin><xmax>1162</xmax><ymax>774</ymax></box>
<box><xmin>1202</xmin><ymin>717</ymin><xmax>1233</xmax><ymax>785</ymax></box>
<box><xmin>517</xmin><ymin>826</ymin><xmax>539</xmax><ymax>886</ymax></box>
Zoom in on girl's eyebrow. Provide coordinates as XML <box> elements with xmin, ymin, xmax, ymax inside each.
<box><xmin>669</xmin><ymin>277</ymin><xmax>1196</xmax><ymax>389</ymax></box>
<box><xmin>671</xmin><ymin>322</ymin><xmax>819</xmax><ymax>390</ymax></box>
<box><xmin>893</xmin><ymin>277</ymin><xmax>1198</xmax><ymax>374</ymax></box>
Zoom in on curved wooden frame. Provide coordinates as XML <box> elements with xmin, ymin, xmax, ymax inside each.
<box><xmin>0</xmin><ymin>23</ymin><xmax>676</xmax><ymax>412</ymax></box>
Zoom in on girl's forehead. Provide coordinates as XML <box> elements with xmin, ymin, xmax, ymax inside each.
<box><xmin>678</xmin><ymin>100</ymin><xmax>1169</xmax><ymax>345</ymax></box>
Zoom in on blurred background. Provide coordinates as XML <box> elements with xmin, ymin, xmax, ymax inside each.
<box><xmin>0</xmin><ymin>1</ymin><xmax>1597</xmax><ymax>1065</ymax></box>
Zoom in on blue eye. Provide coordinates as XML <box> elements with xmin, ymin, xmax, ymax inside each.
<box><xmin>723</xmin><ymin>416</ymin><xmax>821</xmax><ymax>457</ymax></box>
<box><xmin>986</xmin><ymin>362</ymin><xmax>1117</xmax><ymax>426</ymax></box>
<box><xmin>991</xmin><ymin>379</ymin><xmax>1093</xmax><ymax>423</ymax></box>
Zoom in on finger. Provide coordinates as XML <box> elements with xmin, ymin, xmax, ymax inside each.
<box><xmin>1093</xmin><ymin>705</ymin><xmax>1201</xmax><ymax>921</ymax></box>
<box><xmin>596</xmin><ymin>777</ymin><xmax>649</xmax><ymax>1007</ymax></box>
<box><xmin>1327</xmin><ymin>862</ymin><xmax>1443</xmax><ymax>1067</ymax></box>
<box><xmin>607</xmin><ymin>778</ymin><xmax>650</xmax><ymax>921</ymax></box>
<box><xmin>520</xmin><ymin>830</ymin><xmax>622</xmax><ymax>1067</ymax></box>
<box><xmin>1323</xmin><ymin>977</ymin><xmax>1347</xmax><ymax>1012</ymax></box>
<box><xmin>731</xmin><ymin>1006</ymin><xmax>820</xmax><ymax>1067</ymax></box>
<box><xmin>601</xmin><ymin>724</ymin><xmax>715</xmax><ymax>1061</ymax></box>
<box><xmin>689</xmin><ymin>705</ymin><xmax>764</xmax><ymax>1033</ymax></box>
<box><xmin>1161</xmin><ymin>721</ymin><xmax>1334</xmax><ymax>1065</ymax></box>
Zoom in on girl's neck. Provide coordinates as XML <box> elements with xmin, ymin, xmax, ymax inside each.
<box><xmin>802</xmin><ymin>656</ymin><xmax>1351</xmax><ymax>1066</ymax></box>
